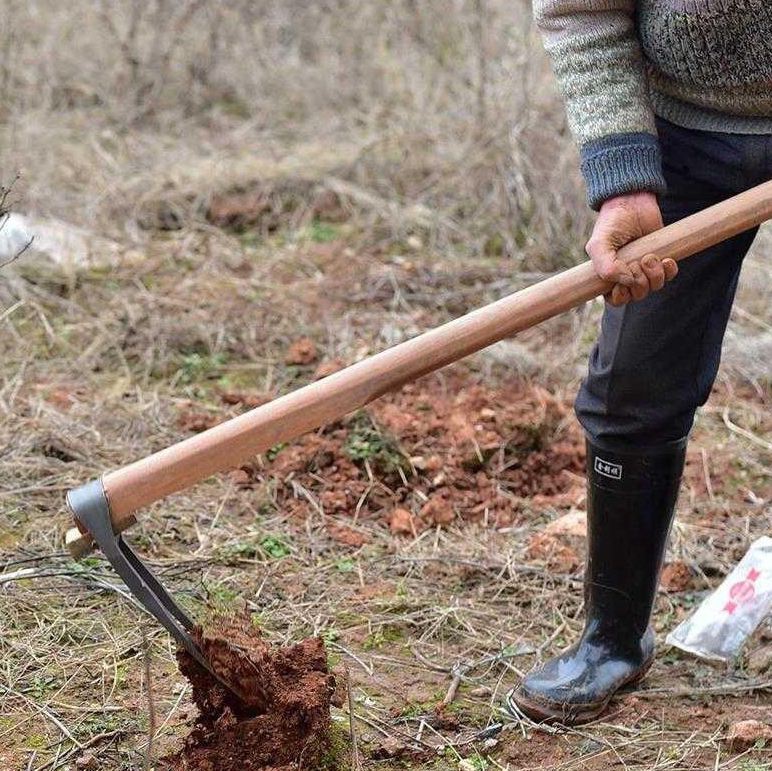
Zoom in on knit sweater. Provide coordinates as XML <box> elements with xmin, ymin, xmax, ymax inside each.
<box><xmin>532</xmin><ymin>0</ymin><xmax>772</xmax><ymax>208</ymax></box>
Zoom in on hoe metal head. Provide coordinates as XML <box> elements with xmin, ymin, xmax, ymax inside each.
<box><xmin>67</xmin><ymin>480</ymin><xmax>245</xmax><ymax>700</ymax></box>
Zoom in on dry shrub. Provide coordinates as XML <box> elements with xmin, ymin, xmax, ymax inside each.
<box><xmin>0</xmin><ymin>0</ymin><xmax>589</xmax><ymax>267</ymax></box>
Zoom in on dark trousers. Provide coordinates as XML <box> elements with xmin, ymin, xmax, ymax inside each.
<box><xmin>576</xmin><ymin>118</ymin><xmax>772</xmax><ymax>447</ymax></box>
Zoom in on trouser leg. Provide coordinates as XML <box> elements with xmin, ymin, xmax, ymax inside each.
<box><xmin>576</xmin><ymin>119</ymin><xmax>765</xmax><ymax>446</ymax></box>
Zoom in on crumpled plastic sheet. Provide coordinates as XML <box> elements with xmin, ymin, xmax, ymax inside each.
<box><xmin>667</xmin><ymin>536</ymin><xmax>772</xmax><ymax>662</ymax></box>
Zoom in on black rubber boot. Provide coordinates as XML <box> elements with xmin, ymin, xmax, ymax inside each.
<box><xmin>506</xmin><ymin>437</ymin><xmax>687</xmax><ymax>724</ymax></box>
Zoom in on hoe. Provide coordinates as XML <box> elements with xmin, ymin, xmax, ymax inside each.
<box><xmin>66</xmin><ymin>181</ymin><xmax>772</xmax><ymax>696</ymax></box>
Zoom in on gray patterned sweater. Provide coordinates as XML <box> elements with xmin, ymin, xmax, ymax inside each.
<box><xmin>532</xmin><ymin>0</ymin><xmax>772</xmax><ymax>208</ymax></box>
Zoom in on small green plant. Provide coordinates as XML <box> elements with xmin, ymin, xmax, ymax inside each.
<box><xmin>3</xmin><ymin>507</ymin><xmax>27</xmax><ymax>525</ymax></box>
<box><xmin>461</xmin><ymin>445</ymin><xmax>497</xmax><ymax>472</ymax></box>
<box><xmin>217</xmin><ymin>541</ymin><xmax>258</xmax><ymax>563</ymax></box>
<box><xmin>78</xmin><ymin>712</ymin><xmax>127</xmax><ymax>741</ymax></box>
<box><xmin>307</xmin><ymin>219</ymin><xmax>339</xmax><ymax>243</ymax></box>
<box><xmin>318</xmin><ymin>722</ymin><xmax>351</xmax><ymax>770</ymax></box>
<box><xmin>363</xmin><ymin>625</ymin><xmax>404</xmax><ymax>651</ymax></box>
<box><xmin>335</xmin><ymin>557</ymin><xmax>355</xmax><ymax>573</ymax></box>
<box><xmin>399</xmin><ymin>700</ymin><xmax>434</xmax><ymax>718</ymax></box>
<box><xmin>217</xmin><ymin>94</ymin><xmax>252</xmax><ymax>120</ymax></box>
<box><xmin>266</xmin><ymin>442</ymin><xmax>287</xmax><ymax>461</ymax></box>
<box><xmin>113</xmin><ymin>663</ymin><xmax>129</xmax><ymax>691</ymax></box>
<box><xmin>577</xmin><ymin>737</ymin><xmax>604</xmax><ymax>756</ymax></box>
<box><xmin>463</xmin><ymin>754</ymin><xmax>489</xmax><ymax>771</ymax></box>
<box><xmin>178</xmin><ymin>352</ymin><xmax>229</xmax><ymax>384</ymax></box>
<box><xmin>25</xmin><ymin>734</ymin><xmax>48</xmax><ymax>750</ymax></box>
<box><xmin>260</xmin><ymin>535</ymin><xmax>291</xmax><ymax>559</ymax></box>
<box><xmin>739</xmin><ymin>760</ymin><xmax>769</xmax><ymax>771</ymax></box>
<box><xmin>344</xmin><ymin>412</ymin><xmax>409</xmax><ymax>476</ymax></box>
<box><xmin>203</xmin><ymin>580</ymin><xmax>239</xmax><ymax>606</ymax></box>
<box><xmin>28</xmin><ymin>673</ymin><xmax>58</xmax><ymax>699</ymax></box>
<box><xmin>69</xmin><ymin>555</ymin><xmax>102</xmax><ymax>573</ymax></box>
<box><xmin>516</xmin><ymin>422</ymin><xmax>549</xmax><ymax>452</ymax></box>
<box><xmin>443</xmin><ymin>745</ymin><xmax>462</xmax><ymax>762</ymax></box>
<box><xmin>662</xmin><ymin>746</ymin><xmax>682</xmax><ymax>761</ymax></box>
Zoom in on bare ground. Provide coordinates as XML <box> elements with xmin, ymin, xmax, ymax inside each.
<box><xmin>1</xmin><ymin>210</ymin><xmax>770</xmax><ymax>771</ymax></box>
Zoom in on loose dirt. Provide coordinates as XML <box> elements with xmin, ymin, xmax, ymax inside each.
<box><xmin>163</xmin><ymin>615</ymin><xmax>338</xmax><ymax>771</ymax></box>
<box><xmin>285</xmin><ymin>337</ymin><xmax>319</xmax><ymax>365</ymax></box>
<box><xmin>209</xmin><ymin>375</ymin><xmax>587</xmax><ymax>534</ymax></box>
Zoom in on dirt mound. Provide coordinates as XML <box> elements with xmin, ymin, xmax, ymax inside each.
<box><xmin>163</xmin><ymin>616</ymin><xmax>337</xmax><ymax>771</ymax></box>
<box><xmin>206</xmin><ymin>181</ymin><xmax>346</xmax><ymax>234</ymax></box>
<box><xmin>232</xmin><ymin>375</ymin><xmax>585</xmax><ymax>532</ymax></box>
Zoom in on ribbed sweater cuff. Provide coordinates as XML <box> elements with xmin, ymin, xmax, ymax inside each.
<box><xmin>580</xmin><ymin>133</ymin><xmax>667</xmax><ymax>210</ymax></box>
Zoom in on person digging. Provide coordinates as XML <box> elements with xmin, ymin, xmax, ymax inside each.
<box><xmin>506</xmin><ymin>2</ymin><xmax>772</xmax><ymax>724</ymax></box>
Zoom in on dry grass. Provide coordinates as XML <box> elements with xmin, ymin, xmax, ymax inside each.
<box><xmin>1</xmin><ymin>0</ymin><xmax>588</xmax><ymax>266</ymax></box>
<box><xmin>0</xmin><ymin>228</ymin><xmax>770</xmax><ymax>770</ymax></box>
<box><xmin>0</xmin><ymin>2</ymin><xmax>771</xmax><ymax>770</ymax></box>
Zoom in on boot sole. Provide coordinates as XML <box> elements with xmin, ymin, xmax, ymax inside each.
<box><xmin>505</xmin><ymin>656</ymin><xmax>654</xmax><ymax>726</ymax></box>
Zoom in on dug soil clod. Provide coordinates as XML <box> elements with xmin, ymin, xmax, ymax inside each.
<box><xmin>163</xmin><ymin>615</ymin><xmax>338</xmax><ymax>771</ymax></box>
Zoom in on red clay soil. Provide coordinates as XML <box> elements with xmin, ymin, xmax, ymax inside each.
<box><xmin>162</xmin><ymin>616</ymin><xmax>337</xmax><ymax>771</ymax></box>
<box><xmin>231</xmin><ymin>375</ymin><xmax>586</xmax><ymax>533</ymax></box>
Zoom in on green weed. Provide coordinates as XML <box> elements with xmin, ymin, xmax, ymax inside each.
<box><xmin>739</xmin><ymin>759</ymin><xmax>770</xmax><ymax>771</ymax></box>
<box><xmin>318</xmin><ymin>722</ymin><xmax>351</xmax><ymax>770</ymax></box>
<box><xmin>266</xmin><ymin>442</ymin><xmax>287</xmax><ymax>461</ymax></box>
<box><xmin>260</xmin><ymin>535</ymin><xmax>291</xmax><ymax>559</ymax></box>
<box><xmin>307</xmin><ymin>220</ymin><xmax>339</xmax><ymax>244</ymax></box>
<box><xmin>216</xmin><ymin>541</ymin><xmax>258</xmax><ymax>563</ymax></box>
<box><xmin>178</xmin><ymin>352</ymin><xmax>229</xmax><ymax>384</ymax></box>
<box><xmin>363</xmin><ymin>625</ymin><xmax>404</xmax><ymax>651</ymax></box>
<box><xmin>462</xmin><ymin>754</ymin><xmax>489</xmax><ymax>771</ymax></box>
<box><xmin>344</xmin><ymin>412</ymin><xmax>409</xmax><ymax>477</ymax></box>
<box><xmin>203</xmin><ymin>580</ymin><xmax>239</xmax><ymax>606</ymax></box>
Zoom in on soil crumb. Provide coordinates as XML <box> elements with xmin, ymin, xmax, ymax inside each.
<box><xmin>285</xmin><ymin>337</ymin><xmax>319</xmax><ymax>365</ymax></box>
<box><xmin>163</xmin><ymin>615</ymin><xmax>337</xmax><ymax>771</ymax></box>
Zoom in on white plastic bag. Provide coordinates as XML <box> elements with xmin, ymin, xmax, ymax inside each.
<box><xmin>666</xmin><ymin>536</ymin><xmax>772</xmax><ymax>662</ymax></box>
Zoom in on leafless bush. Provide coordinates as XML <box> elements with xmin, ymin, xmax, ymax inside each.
<box><xmin>95</xmin><ymin>0</ymin><xmax>209</xmax><ymax>121</ymax></box>
<box><xmin>0</xmin><ymin>0</ymin><xmax>589</xmax><ymax>267</ymax></box>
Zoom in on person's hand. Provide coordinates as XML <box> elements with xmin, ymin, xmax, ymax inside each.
<box><xmin>586</xmin><ymin>192</ymin><xmax>678</xmax><ymax>306</ymax></box>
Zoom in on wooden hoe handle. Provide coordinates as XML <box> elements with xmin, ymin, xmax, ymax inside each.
<box><xmin>66</xmin><ymin>180</ymin><xmax>772</xmax><ymax>555</ymax></box>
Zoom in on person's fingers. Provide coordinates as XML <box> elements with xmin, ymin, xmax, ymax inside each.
<box><xmin>587</xmin><ymin>243</ymin><xmax>635</xmax><ymax>287</ymax></box>
<box><xmin>629</xmin><ymin>261</ymin><xmax>649</xmax><ymax>302</ymax></box>
<box><xmin>662</xmin><ymin>258</ymin><xmax>679</xmax><ymax>282</ymax></box>
<box><xmin>641</xmin><ymin>253</ymin><xmax>665</xmax><ymax>292</ymax></box>
<box><xmin>610</xmin><ymin>256</ymin><xmax>677</xmax><ymax>306</ymax></box>
<box><xmin>609</xmin><ymin>284</ymin><xmax>632</xmax><ymax>306</ymax></box>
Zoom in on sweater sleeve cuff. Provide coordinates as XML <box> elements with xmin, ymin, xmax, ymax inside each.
<box><xmin>580</xmin><ymin>132</ymin><xmax>666</xmax><ymax>210</ymax></box>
